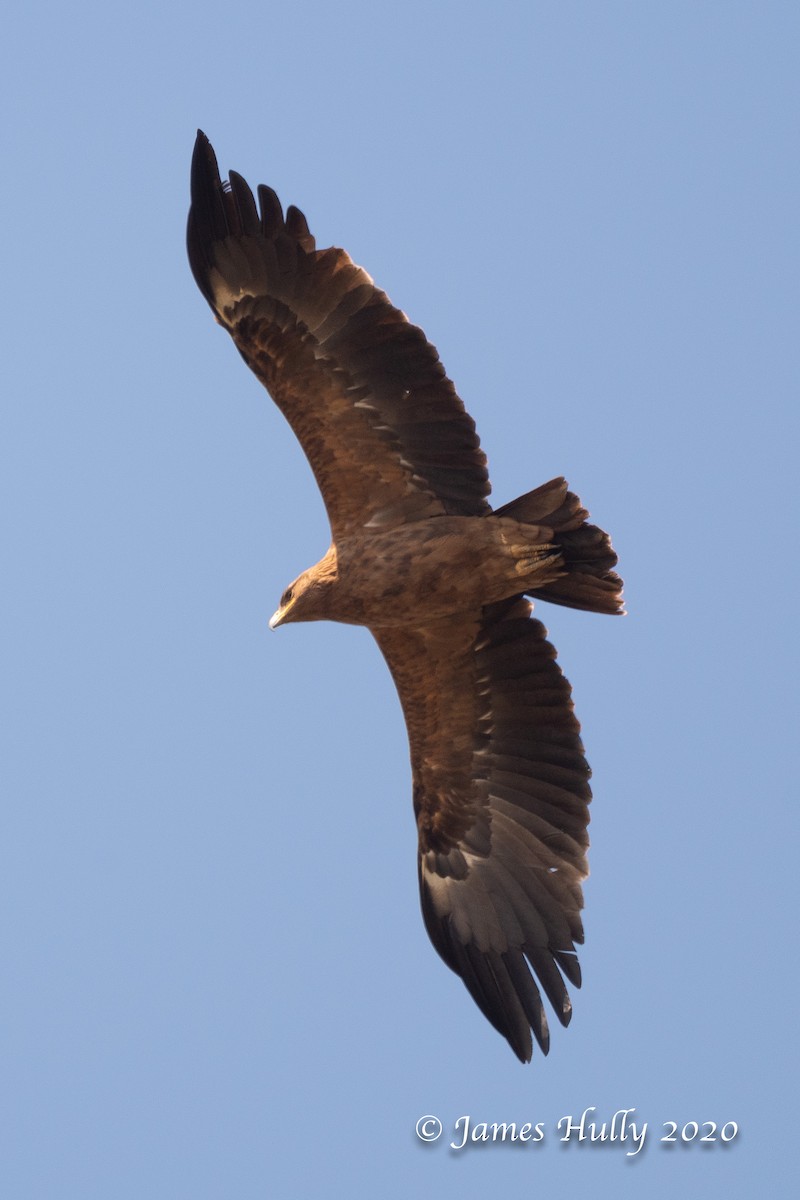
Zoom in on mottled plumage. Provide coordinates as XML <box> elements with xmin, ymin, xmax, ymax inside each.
<box><xmin>187</xmin><ymin>132</ymin><xmax>623</xmax><ymax>1062</ymax></box>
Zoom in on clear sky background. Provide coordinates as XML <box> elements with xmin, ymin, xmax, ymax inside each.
<box><xmin>3</xmin><ymin>1</ymin><xmax>797</xmax><ymax>1197</ymax></box>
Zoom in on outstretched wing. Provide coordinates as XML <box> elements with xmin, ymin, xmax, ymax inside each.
<box><xmin>187</xmin><ymin>132</ymin><xmax>490</xmax><ymax>538</ymax></box>
<box><xmin>374</xmin><ymin>597</ymin><xmax>591</xmax><ymax>1062</ymax></box>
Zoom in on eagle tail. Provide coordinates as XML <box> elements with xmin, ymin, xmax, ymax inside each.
<box><xmin>495</xmin><ymin>477</ymin><xmax>624</xmax><ymax>615</ymax></box>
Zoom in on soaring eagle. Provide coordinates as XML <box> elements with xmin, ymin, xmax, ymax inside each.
<box><xmin>187</xmin><ymin>132</ymin><xmax>623</xmax><ymax>1063</ymax></box>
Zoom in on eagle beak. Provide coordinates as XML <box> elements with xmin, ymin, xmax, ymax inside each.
<box><xmin>268</xmin><ymin>608</ymin><xmax>284</xmax><ymax>630</ymax></box>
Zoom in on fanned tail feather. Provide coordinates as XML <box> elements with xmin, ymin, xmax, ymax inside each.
<box><xmin>495</xmin><ymin>477</ymin><xmax>624</xmax><ymax>616</ymax></box>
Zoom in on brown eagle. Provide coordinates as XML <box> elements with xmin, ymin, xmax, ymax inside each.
<box><xmin>187</xmin><ymin>132</ymin><xmax>623</xmax><ymax>1063</ymax></box>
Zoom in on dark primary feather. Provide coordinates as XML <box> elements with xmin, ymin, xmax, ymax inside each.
<box><xmin>374</xmin><ymin>597</ymin><xmax>591</xmax><ymax>1063</ymax></box>
<box><xmin>187</xmin><ymin>131</ymin><xmax>490</xmax><ymax>538</ymax></box>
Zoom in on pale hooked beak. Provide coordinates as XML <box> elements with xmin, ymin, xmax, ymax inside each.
<box><xmin>268</xmin><ymin>609</ymin><xmax>283</xmax><ymax>631</ymax></box>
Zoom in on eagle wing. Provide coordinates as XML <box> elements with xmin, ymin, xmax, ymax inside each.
<box><xmin>187</xmin><ymin>132</ymin><xmax>490</xmax><ymax>539</ymax></box>
<box><xmin>374</xmin><ymin>597</ymin><xmax>591</xmax><ymax>1062</ymax></box>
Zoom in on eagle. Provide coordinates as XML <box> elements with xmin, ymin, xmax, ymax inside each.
<box><xmin>187</xmin><ymin>131</ymin><xmax>623</xmax><ymax>1063</ymax></box>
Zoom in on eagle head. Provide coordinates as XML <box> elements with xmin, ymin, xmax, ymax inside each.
<box><xmin>269</xmin><ymin>547</ymin><xmax>339</xmax><ymax>629</ymax></box>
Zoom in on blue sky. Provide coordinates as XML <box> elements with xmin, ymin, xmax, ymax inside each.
<box><xmin>3</xmin><ymin>1</ymin><xmax>798</xmax><ymax>1196</ymax></box>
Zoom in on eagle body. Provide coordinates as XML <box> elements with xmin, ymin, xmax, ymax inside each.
<box><xmin>187</xmin><ymin>133</ymin><xmax>623</xmax><ymax>1063</ymax></box>
<box><xmin>272</xmin><ymin>516</ymin><xmax>562</xmax><ymax>630</ymax></box>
